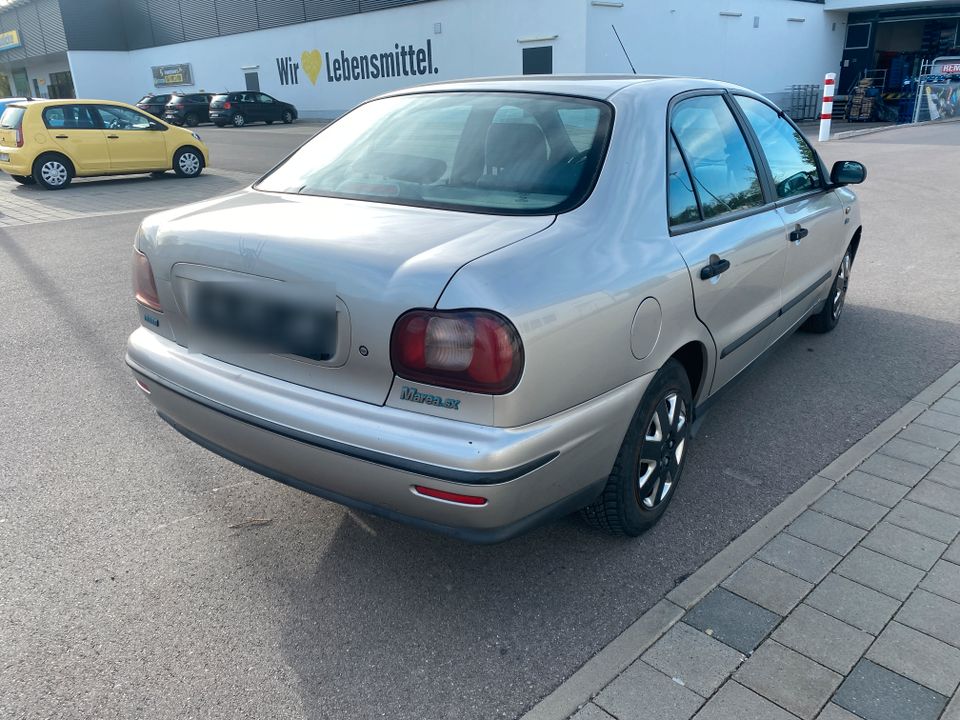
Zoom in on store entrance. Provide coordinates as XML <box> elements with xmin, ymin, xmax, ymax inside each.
<box><xmin>840</xmin><ymin>14</ymin><xmax>960</xmax><ymax>123</ymax></box>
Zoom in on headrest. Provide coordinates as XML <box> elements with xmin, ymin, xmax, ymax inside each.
<box><xmin>485</xmin><ymin>122</ymin><xmax>548</xmax><ymax>169</ymax></box>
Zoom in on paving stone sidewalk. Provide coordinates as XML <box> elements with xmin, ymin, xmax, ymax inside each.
<box><xmin>566</xmin><ymin>379</ymin><xmax>960</xmax><ymax>720</ymax></box>
<box><xmin>0</xmin><ymin>168</ymin><xmax>257</xmax><ymax>227</ymax></box>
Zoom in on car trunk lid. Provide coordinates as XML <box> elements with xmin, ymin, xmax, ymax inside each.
<box><xmin>143</xmin><ymin>189</ymin><xmax>553</xmax><ymax>405</ymax></box>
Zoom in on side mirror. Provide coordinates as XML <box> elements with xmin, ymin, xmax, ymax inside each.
<box><xmin>830</xmin><ymin>160</ymin><xmax>866</xmax><ymax>186</ymax></box>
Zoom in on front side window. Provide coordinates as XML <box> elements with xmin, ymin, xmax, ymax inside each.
<box><xmin>671</xmin><ymin>95</ymin><xmax>764</xmax><ymax>220</ymax></box>
<box><xmin>668</xmin><ymin>134</ymin><xmax>700</xmax><ymax>226</ymax></box>
<box><xmin>735</xmin><ymin>96</ymin><xmax>822</xmax><ymax>200</ymax></box>
<box><xmin>256</xmin><ymin>92</ymin><xmax>613</xmax><ymax>215</ymax></box>
<box><xmin>42</xmin><ymin>105</ymin><xmax>100</xmax><ymax>130</ymax></box>
<box><xmin>98</xmin><ymin>105</ymin><xmax>153</xmax><ymax>130</ymax></box>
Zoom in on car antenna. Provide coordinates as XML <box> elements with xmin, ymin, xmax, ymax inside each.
<box><xmin>612</xmin><ymin>25</ymin><xmax>637</xmax><ymax>74</ymax></box>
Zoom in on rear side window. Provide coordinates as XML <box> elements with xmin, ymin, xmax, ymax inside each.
<box><xmin>42</xmin><ymin>105</ymin><xmax>100</xmax><ymax>130</ymax></box>
<box><xmin>668</xmin><ymin>134</ymin><xmax>700</xmax><ymax>226</ymax></box>
<box><xmin>0</xmin><ymin>106</ymin><xmax>25</xmax><ymax>129</ymax></box>
<box><xmin>734</xmin><ymin>95</ymin><xmax>822</xmax><ymax>200</ymax></box>
<box><xmin>671</xmin><ymin>95</ymin><xmax>764</xmax><ymax>220</ymax></box>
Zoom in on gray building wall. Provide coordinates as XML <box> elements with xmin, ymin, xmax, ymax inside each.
<box><xmin>56</xmin><ymin>0</ymin><xmax>439</xmax><ymax>52</ymax></box>
<box><xmin>0</xmin><ymin>0</ymin><xmax>68</xmax><ymax>61</ymax></box>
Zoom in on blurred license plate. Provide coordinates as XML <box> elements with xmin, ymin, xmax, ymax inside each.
<box><xmin>0</xmin><ymin>153</ymin><xmax>9</xmax><ymax>162</ymax></box>
<box><xmin>190</xmin><ymin>281</ymin><xmax>336</xmax><ymax>361</ymax></box>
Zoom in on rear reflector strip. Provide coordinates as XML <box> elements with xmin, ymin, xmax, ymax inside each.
<box><xmin>413</xmin><ymin>485</ymin><xmax>488</xmax><ymax>506</ymax></box>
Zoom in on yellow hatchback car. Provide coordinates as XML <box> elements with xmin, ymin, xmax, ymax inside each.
<box><xmin>0</xmin><ymin>99</ymin><xmax>209</xmax><ymax>190</ymax></box>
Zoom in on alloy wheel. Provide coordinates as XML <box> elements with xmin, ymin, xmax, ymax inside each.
<box><xmin>233</xmin><ymin>114</ymin><xmax>245</xmax><ymax>127</ymax></box>
<box><xmin>41</xmin><ymin>161</ymin><xmax>68</xmax><ymax>187</ymax></box>
<box><xmin>832</xmin><ymin>252</ymin><xmax>851</xmax><ymax>320</ymax></box>
<box><xmin>636</xmin><ymin>392</ymin><xmax>688</xmax><ymax>510</ymax></box>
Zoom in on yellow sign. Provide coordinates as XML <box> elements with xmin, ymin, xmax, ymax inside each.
<box><xmin>0</xmin><ymin>30</ymin><xmax>21</xmax><ymax>52</ymax></box>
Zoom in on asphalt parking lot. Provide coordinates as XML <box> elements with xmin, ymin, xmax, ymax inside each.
<box><xmin>1</xmin><ymin>121</ymin><xmax>958</xmax><ymax>720</ymax></box>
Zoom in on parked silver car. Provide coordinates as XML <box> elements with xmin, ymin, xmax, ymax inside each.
<box><xmin>126</xmin><ymin>76</ymin><xmax>865</xmax><ymax>542</ymax></box>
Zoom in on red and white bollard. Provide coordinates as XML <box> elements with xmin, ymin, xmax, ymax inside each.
<box><xmin>819</xmin><ymin>73</ymin><xmax>836</xmax><ymax>142</ymax></box>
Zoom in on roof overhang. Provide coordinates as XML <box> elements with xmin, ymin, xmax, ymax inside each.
<box><xmin>826</xmin><ymin>0</ymin><xmax>960</xmax><ymax>11</ymax></box>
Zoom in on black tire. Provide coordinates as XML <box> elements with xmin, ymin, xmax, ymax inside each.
<box><xmin>11</xmin><ymin>174</ymin><xmax>35</xmax><ymax>185</ymax></box>
<box><xmin>231</xmin><ymin>113</ymin><xmax>246</xmax><ymax>128</ymax></box>
<box><xmin>184</xmin><ymin>113</ymin><xmax>199</xmax><ymax>127</ymax></box>
<box><xmin>281</xmin><ymin>110</ymin><xmax>294</xmax><ymax>124</ymax></box>
<box><xmin>802</xmin><ymin>245</ymin><xmax>853</xmax><ymax>333</ymax></box>
<box><xmin>173</xmin><ymin>147</ymin><xmax>204</xmax><ymax>178</ymax></box>
<box><xmin>32</xmin><ymin>153</ymin><xmax>73</xmax><ymax>190</ymax></box>
<box><xmin>582</xmin><ymin>359</ymin><xmax>693</xmax><ymax>536</ymax></box>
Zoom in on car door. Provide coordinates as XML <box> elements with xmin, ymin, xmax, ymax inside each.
<box><xmin>257</xmin><ymin>93</ymin><xmax>281</xmax><ymax>122</ymax></box>
<box><xmin>667</xmin><ymin>93</ymin><xmax>791</xmax><ymax>393</ymax></box>
<box><xmin>240</xmin><ymin>93</ymin><xmax>262</xmax><ymax>122</ymax></box>
<box><xmin>96</xmin><ymin>105</ymin><xmax>168</xmax><ymax>171</ymax></box>
<box><xmin>733</xmin><ymin>95</ymin><xmax>847</xmax><ymax>328</ymax></box>
<box><xmin>42</xmin><ymin>104</ymin><xmax>111</xmax><ymax>173</ymax></box>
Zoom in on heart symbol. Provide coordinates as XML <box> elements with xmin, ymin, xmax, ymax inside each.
<box><xmin>301</xmin><ymin>49</ymin><xmax>322</xmax><ymax>85</ymax></box>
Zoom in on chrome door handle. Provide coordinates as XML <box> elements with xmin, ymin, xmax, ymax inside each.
<box><xmin>107</xmin><ymin>135</ymin><xmax>119</xmax><ymax>139</ymax></box>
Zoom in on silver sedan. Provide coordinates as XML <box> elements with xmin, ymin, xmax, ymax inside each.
<box><xmin>126</xmin><ymin>75</ymin><xmax>865</xmax><ymax>542</ymax></box>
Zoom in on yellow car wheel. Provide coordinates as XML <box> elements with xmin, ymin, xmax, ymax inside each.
<box><xmin>33</xmin><ymin>153</ymin><xmax>74</xmax><ymax>191</ymax></box>
<box><xmin>173</xmin><ymin>147</ymin><xmax>204</xmax><ymax>178</ymax></box>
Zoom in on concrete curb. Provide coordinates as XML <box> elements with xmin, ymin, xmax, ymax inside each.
<box><xmin>520</xmin><ymin>359</ymin><xmax>960</xmax><ymax>720</ymax></box>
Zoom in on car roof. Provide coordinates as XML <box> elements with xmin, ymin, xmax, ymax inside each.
<box><xmin>379</xmin><ymin>74</ymin><xmax>744</xmax><ymax>101</ymax></box>
<box><xmin>11</xmin><ymin>98</ymin><xmax>140</xmax><ymax>107</ymax></box>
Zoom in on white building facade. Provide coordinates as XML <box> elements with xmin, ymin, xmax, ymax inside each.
<box><xmin>2</xmin><ymin>0</ymin><xmax>958</xmax><ymax>119</ymax></box>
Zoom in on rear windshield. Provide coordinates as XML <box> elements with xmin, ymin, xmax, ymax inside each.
<box><xmin>139</xmin><ymin>95</ymin><xmax>170</xmax><ymax>104</ymax></box>
<box><xmin>255</xmin><ymin>91</ymin><xmax>613</xmax><ymax>215</ymax></box>
<box><xmin>211</xmin><ymin>94</ymin><xmax>229</xmax><ymax>103</ymax></box>
<box><xmin>0</xmin><ymin>106</ymin><xmax>25</xmax><ymax>129</ymax></box>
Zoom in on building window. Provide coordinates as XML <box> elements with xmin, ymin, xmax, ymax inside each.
<box><xmin>845</xmin><ymin>23</ymin><xmax>871</xmax><ymax>50</ymax></box>
<box><xmin>522</xmin><ymin>46</ymin><xmax>553</xmax><ymax>75</ymax></box>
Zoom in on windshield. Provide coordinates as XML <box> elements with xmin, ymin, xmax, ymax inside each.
<box><xmin>255</xmin><ymin>91</ymin><xmax>613</xmax><ymax>215</ymax></box>
<box><xmin>0</xmin><ymin>106</ymin><xmax>25</xmax><ymax>129</ymax></box>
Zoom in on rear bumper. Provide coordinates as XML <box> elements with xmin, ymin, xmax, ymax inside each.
<box><xmin>126</xmin><ymin>327</ymin><xmax>650</xmax><ymax>541</ymax></box>
<box><xmin>0</xmin><ymin>146</ymin><xmax>32</xmax><ymax>176</ymax></box>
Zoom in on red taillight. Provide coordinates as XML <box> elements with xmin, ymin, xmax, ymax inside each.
<box><xmin>15</xmin><ymin>128</ymin><xmax>23</xmax><ymax>148</ymax></box>
<box><xmin>413</xmin><ymin>486</ymin><xmax>488</xmax><ymax>506</ymax></box>
<box><xmin>390</xmin><ymin>310</ymin><xmax>523</xmax><ymax>394</ymax></box>
<box><xmin>132</xmin><ymin>248</ymin><xmax>162</xmax><ymax>312</ymax></box>
<box><xmin>223</xmin><ymin>101</ymin><xmax>232</xmax><ymax>109</ymax></box>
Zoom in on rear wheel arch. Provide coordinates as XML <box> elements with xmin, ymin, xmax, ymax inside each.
<box><xmin>669</xmin><ymin>341</ymin><xmax>708</xmax><ymax>405</ymax></box>
<box><xmin>34</xmin><ymin>151</ymin><xmax>75</xmax><ymax>177</ymax></box>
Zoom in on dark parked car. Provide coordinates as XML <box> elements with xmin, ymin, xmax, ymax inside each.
<box><xmin>209</xmin><ymin>92</ymin><xmax>298</xmax><ymax>128</ymax></box>
<box><xmin>136</xmin><ymin>93</ymin><xmax>174</xmax><ymax>118</ymax></box>
<box><xmin>163</xmin><ymin>93</ymin><xmax>214</xmax><ymax>126</ymax></box>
